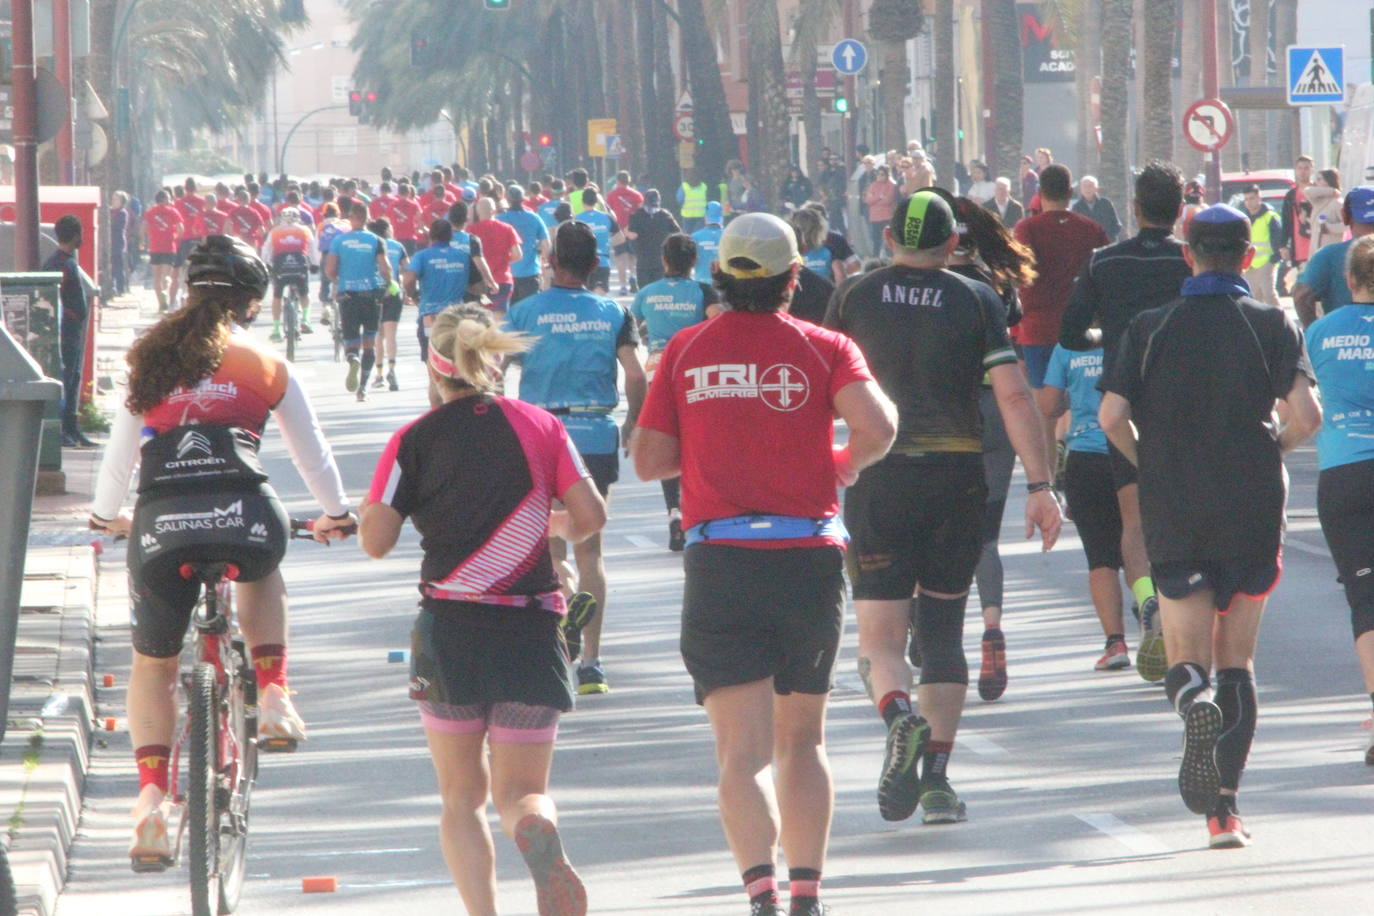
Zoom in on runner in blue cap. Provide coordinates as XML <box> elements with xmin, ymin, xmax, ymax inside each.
<box><xmin>1293</xmin><ymin>186</ymin><xmax>1374</xmax><ymax>327</ymax></box>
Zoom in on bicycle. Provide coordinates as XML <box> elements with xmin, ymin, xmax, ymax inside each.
<box><xmin>129</xmin><ymin>519</ymin><xmax>351</xmax><ymax>916</ymax></box>
<box><xmin>281</xmin><ymin>282</ymin><xmax>301</xmax><ymax>363</ymax></box>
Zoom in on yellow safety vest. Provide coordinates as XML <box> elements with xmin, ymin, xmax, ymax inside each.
<box><xmin>1250</xmin><ymin>209</ymin><xmax>1278</xmax><ymax>268</ymax></box>
<box><xmin>680</xmin><ymin>182</ymin><xmax>707</xmax><ymax>218</ymax></box>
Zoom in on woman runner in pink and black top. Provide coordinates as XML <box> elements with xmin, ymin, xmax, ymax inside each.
<box><xmin>359</xmin><ymin>303</ymin><xmax>605</xmax><ymax>916</ymax></box>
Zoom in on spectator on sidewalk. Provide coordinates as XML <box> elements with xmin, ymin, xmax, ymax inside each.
<box><xmin>110</xmin><ymin>191</ymin><xmax>130</xmax><ymax>296</ymax></box>
<box><xmin>984</xmin><ymin>178</ymin><xmax>1025</xmax><ymax>228</ymax></box>
<box><xmin>864</xmin><ymin>165</ymin><xmax>899</xmax><ymax>256</ymax></box>
<box><xmin>45</xmin><ymin>214</ymin><xmax>96</xmax><ymax>448</ymax></box>
<box><xmin>966</xmin><ymin>160</ymin><xmax>996</xmax><ymax>205</ymax></box>
<box><xmin>1240</xmin><ymin>184</ymin><xmax>1284</xmax><ymax>309</ymax></box>
<box><xmin>1072</xmin><ymin>176</ymin><xmax>1123</xmax><ymax>242</ymax></box>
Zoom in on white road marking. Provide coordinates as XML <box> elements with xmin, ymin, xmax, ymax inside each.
<box><xmin>958</xmin><ymin>733</ymin><xmax>1009</xmax><ymax>756</ymax></box>
<box><xmin>1076</xmin><ymin>812</ymin><xmax>1171</xmax><ymax>855</ymax></box>
<box><xmin>625</xmin><ymin>534</ymin><xmax>657</xmax><ymax>548</ymax></box>
<box><xmin>290</xmin><ymin>847</ymin><xmax>422</xmax><ymax>858</ymax></box>
<box><xmin>1284</xmin><ymin>538</ymin><xmax>1330</xmax><ymax>559</ymax></box>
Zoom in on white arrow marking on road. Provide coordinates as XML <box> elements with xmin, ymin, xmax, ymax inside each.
<box><xmin>1076</xmin><ymin>813</ymin><xmax>1171</xmax><ymax>855</ymax></box>
<box><xmin>626</xmin><ymin>534</ymin><xmax>657</xmax><ymax>548</ymax></box>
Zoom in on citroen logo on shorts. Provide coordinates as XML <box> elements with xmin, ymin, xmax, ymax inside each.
<box><xmin>176</xmin><ymin>430</ymin><xmax>212</xmax><ymax>458</ymax></box>
<box><xmin>758</xmin><ymin>364</ymin><xmax>810</xmax><ymax>412</ymax></box>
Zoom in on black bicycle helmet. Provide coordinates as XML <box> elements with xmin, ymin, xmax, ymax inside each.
<box><xmin>185</xmin><ymin>234</ymin><xmax>270</xmax><ymax>300</ymax></box>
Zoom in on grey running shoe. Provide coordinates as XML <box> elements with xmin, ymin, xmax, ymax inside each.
<box><xmin>514</xmin><ymin>813</ymin><xmax>586</xmax><ymax>916</ymax></box>
<box><xmin>1136</xmin><ymin>596</ymin><xmax>1167</xmax><ymax>683</ymax></box>
<box><xmin>1179</xmin><ymin>700</ymin><xmax>1223</xmax><ymax>814</ymax></box>
<box><xmin>919</xmin><ymin>776</ymin><xmax>968</xmax><ymax>825</ymax></box>
<box><xmin>877</xmin><ymin>713</ymin><xmax>929</xmax><ymax>821</ymax></box>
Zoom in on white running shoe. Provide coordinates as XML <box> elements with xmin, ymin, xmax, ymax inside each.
<box><xmin>259</xmin><ymin>682</ymin><xmax>306</xmax><ymax>751</ymax></box>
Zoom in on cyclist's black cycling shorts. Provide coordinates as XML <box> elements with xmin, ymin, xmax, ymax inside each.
<box><xmin>272</xmin><ymin>273</ymin><xmax>309</xmax><ymax>299</ymax></box>
<box><xmin>128</xmin><ymin>483</ymin><xmax>288</xmax><ymax>658</ymax></box>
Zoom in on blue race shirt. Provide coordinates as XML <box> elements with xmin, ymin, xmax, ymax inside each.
<box><xmin>691</xmin><ymin>225</ymin><xmax>723</xmax><ymax>282</ymax></box>
<box><xmin>576</xmin><ymin>209</ymin><xmax>616</xmax><ymax>263</ymax></box>
<box><xmin>507</xmin><ymin>285</ymin><xmax>638</xmax><ymax>455</ymax></box>
<box><xmin>499</xmin><ymin>208</ymin><xmax>550</xmax><ymax>279</ymax></box>
<box><xmin>1299</xmin><ymin>239</ymin><xmax>1355</xmax><ymax>311</ymax></box>
<box><xmin>1307</xmin><ymin>303</ymin><xmax>1374</xmax><ymax>470</ymax></box>
<box><xmin>379</xmin><ymin>238</ymin><xmax>406</xmax><ymax>286</ymax></box>
<box><xmin>1043</xmin><ymin>344</ymin><xmax>1109</xmax><ymax>454</ymax></box>
<box><xmin>332</xmin><ymin>229</ymin><xmax>384</xmax><ymax>292</ymax></box>
<box><xmin>537</xmin><ymin>199</ymin><xmax>562</xmax><ymax>228</ymax></box>
<box><xmin>406</xmin><ymin>239</ymin><xmax>472</xmax><ymax>316</ymax></box>
<box><xmin>631</xmin><ymin>276</ymin><xmax>709</xmax><ymax>352</ymax></box>
<box><xmin>803</xmin><ymin>246</ymin><xmax>833</xmax><ymax>280</ymax></box>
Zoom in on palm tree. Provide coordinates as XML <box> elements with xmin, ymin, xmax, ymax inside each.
<box><xmin>680</xmin><ymin>0</ymin><xmax>739</xmax><ymax>190</ymax></box>
<box><xmin>932</xmin><ymin>0</ymin><xmax>956</xmax><ymax>167</ymax></box>
<box><xmin>635</xmin><ymin>0</ymin><xmax>679</xmax><ymax>192</ymax></box>
<box><xmin>868</xmin><ymin>0</ymin><xmax>924</xmax><ymax>154</ymax></box>
<box><xmin>1098</xmin><ymin>0</ymin><xmax>1133</xmax><ymax>219</ymax></box>
<box><xmin>1274</xmin><ymin>0</ymin><xmax>1297</xmax><ymax>164</ymax></box>
<box><xmin>983</xmin><ymin>0</ymin><xmax>1022</xmax><ymax>177</ymax></box>
<box><xmin>1141</xmin><ymin>0</ymin><xmax>1175</xmax><ymax>163</ymax></box>
<box><xmin>789</xmin><ymin>0</ymin><xmax>840</xmax><ymax>176</ymax></box>
<box><xmin>745</xmin><ymin>0</ymin><xmax>790</xmax><ymax>212</ymax></box>
<box><xmin>1244</xmin><ymin>0</ymin><xmax>1269</xmax><ymax>168</ymax></box>
<box><xmin>1075</xmin><ymin>0</ymin><xmax>1102</xmax><ymax>176</ymax></box>
<box><xmin>1179</xmin><ymin>0</ymin><xmax>1204</xmax><ymax>178</ymax></box>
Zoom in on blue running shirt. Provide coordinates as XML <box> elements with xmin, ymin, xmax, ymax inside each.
<box><xmin>407</xmin><ymin>240</ymin><xmax>473</xmax><ymax>316</ymax></box>
<box><xmin>803</xmin><ymin>245</ymin><xmax>833</xmax><ymax>280</ymax></box>
<box><xmin>332</xmin><ymin>229</ymin><xmax>385</xmax><ymax>292</ymax></box>
<box><xmin>1308</xmin><ymin>303</ymin><xmax>1374</xmax><ymax>470</ymax></box>
<box><xmin>1298</xmin><ymin>240</ymin><xmax>1355</xmax><ymax>312</ymax></box>
<box><xmin>381</xmin><ymin>238</ymin><xmax>407</xmax><ymax>284</ymax></box>
<box><xmin>1043</xmin><ymin>344</ymin><xmax>1109</xmax><ymax>454</ymax></box>
<box><xmin>576</xmin><ymin>209</ymin><xmax>617</xmax><ymax>263</ymax></box>
<box><xmin>507</xmin><ymin>285</ymin><xmax>639</xmax><ymax>455</ymax></box>
<box><xmin>691</xmin><ymin>225</ymin><xmax>723</xmax><ymax>282</ymax></box>
<box><xmin>537</xmin><ymin>199</ymin><xmax>562</xmax><ymax>228</ymax></box>
<box><xmin>499</xmin><ymin>208</ymin><xmax>550</xmax><ymax>279</ymax></box>
<box><xmin>631</xmin><ymin>277</ymin><xmax>712</xmax><ymax>352</ymax></box>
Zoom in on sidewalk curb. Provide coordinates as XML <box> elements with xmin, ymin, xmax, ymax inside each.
<box><xmin>3</xmin><ymin>546</ymin><xmax>97</xmax><ymax>916</ymax></box>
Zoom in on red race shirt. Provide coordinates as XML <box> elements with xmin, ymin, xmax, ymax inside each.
<box><xmin>468</xmin><ymin>219</ymin><xmax>521</xmax><ymax>285</ymax></box>
<box><xmin>176</xmin><ymin>193</ymin><xmax>208</xmax><ymax>239</ymax></box>
<box><xmin>369</xmin><ymin>194</ymin><xmax>395</xmax><ymax>220</ymax></box>
<box><xmin>637</xmin><ymin>311</ymin><xmax>873</xmax><ymax>548</ymax></box>
<box><xmin>142</xmin><ymin>336</ymin><xmax>289</xmax><ymax>436</ymax></box>
<box><xmin>143</xmin><ymin>204</ymin><xmax>184</xmax><ymax>254</ymax></box>
<box><xmin>215</xmin><ymin>197</ymin><xmax>235</xmax><ymax>214</ymax></box>
<box><xmin>606</xmin><ymin>186</ymin><xmax>644</xmax><ymax>228</ymax></box>
<box><xmin>1013</xmin><ymin>210</ymin><xmax>1108</xmax><ymax>346</ymax></box>
<box><xmin>389</xmin><ymin>197</ymin><xmax>422</xmax><ymax>241</ymax></box>
<box><xmin>250</xmin><ymin>200</ymin><xmax>273</xmax><ymax>230</ymax></box>
<box><xmin>203</xmin><ymin>206</ymin><xmax>234</xmax><ymax>237</ymax></box>
<box><xmin>421</xmin><ymin>192</ymin><xmax>455</xmax><ymax>225</ymax></box>
<box><xmin>229</xmin><ymin>205</ymin><xmax>265</xmax><ymax>246</ymax></box>
<box><xmin>525</xmin><ymin>194</ymin><xmax>547</xmax><ymax>211</ymax></box>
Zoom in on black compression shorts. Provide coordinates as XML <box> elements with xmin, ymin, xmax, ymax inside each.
<box><xmin>149</xmin><ymin>252</ymin><xmax>177</xmax><ymax>267</ymax></box>
<box><xmin>680</xmin><ymin>544</ymin><xmax>844</xmax><ymax>704</ymax></box>
<box><xmin>1318</xmin><ymin>459</ymin><xmax>1374</xmax><ymax>617</ymax></box>
<box><xmin>380</xmin><ymin>292</ymin><xmax>403</xmax><ymax>323</ymax></box>
<box><xmin>337</xmin><ymin>290</ymin><xmax>381</xmax><ymax>343</ymax></box>
<box><xmin>846</xmin><ymin>457</ymin><xmax>986</xmax><ymax>599</ymax></box>
<box><xmin>1107</xmin><ymin>440</ymin><xmax>1138</xmax><ymax>489</ymax></box>
<box><xmin>128</xmin><ymin>483</ymin><xmax>288</xmax><ymax>658</ymax></box>
<box><xmin>1063</xmin><ymin>450</ymin><xmax>1123</xmax><ymax>571</ymax></box>
<box><xmin>580</xmin><ymin>452</ymin><xmax>618</xmax><ymax>496</ymax></box>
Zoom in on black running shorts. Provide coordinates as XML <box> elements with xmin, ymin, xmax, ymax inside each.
<box><xmin>681</xmin><ymin>544</ymin><xmax>845</xmax><ymax>704</ymax></box>
<box><xmin>580</xmin><ymin>452</ymin><xmax>618</xmax><ymax>496</ymax></box>
<box><xmin>512</xmin><ymin>275</ymin><xmax>540</xmax><ymax>304</ymax></box>
<box><xmin>337</xmin><ymin>289</ymin><xmax>381</xmax><ymax>343</ymax></box>
<box><xmin>1107</xmin><ymin>440</ymin><xmax>1138</xmax><ymax>489</ymax></box>
<box><xmin>149</xmin><ymin>251</ymin><xmax>177</xmax><ymax>267</ymax></box>
<box><xmin>846</xmin><ymin>457</ymin><xmax>986</xmax><ymax>599</ymax></box>
<box><xmin>1063</xmin><ymin>450</ymin><xmax>1123</xmax><ymax>571</ymax></box>
<box><xmin>1317</xmin><ymin>459</ymin><xmax>1374</xmax><ymax>612</ymax></box>
<box><xmin>1153</xmin><ymin>555</ymin><xmax>1281</xmax><ymax>612</ymax></box>
<box><xmin>409</xmin><ymin>601</ymin><xmax>574</xmax><ymax>712</ymax></box>
<box><xmin>380</xmin><ymin>292</ymin><xmax>403</xmax><ymax>323</ymax></box>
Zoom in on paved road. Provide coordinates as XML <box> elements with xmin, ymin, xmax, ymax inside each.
<box><xmin>55</xmin><ymin>306</ymin><xmax>1370</xmax><ymax>915</ymax></box>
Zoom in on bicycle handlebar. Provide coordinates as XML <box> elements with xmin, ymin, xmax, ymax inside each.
<box><xmin>290</xmin><ymin>518</ymin><xmax>358</xmax><ymax>539</ymax></box>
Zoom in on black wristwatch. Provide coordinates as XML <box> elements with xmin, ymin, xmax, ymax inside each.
<box><xmin>327</xmin><ymin>510</ymin><xmax>354</xmax><ymax>520</ymax></box>
<box><xmin>1026</xmin><ymin>481</ymin><xmax>1054</xmax><ymax>494</ymax></box>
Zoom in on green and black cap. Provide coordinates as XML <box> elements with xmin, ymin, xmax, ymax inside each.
<box><xmin>889</xmin><ymin>190</ymin><xmax>957</xmax><ymax>251</ymax></box>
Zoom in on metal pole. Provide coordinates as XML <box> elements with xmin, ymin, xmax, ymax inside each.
<box><xmin>1201</xmin><ymin>0</ymin><xmax>1222</xmax><ymax>203</ymax></box>
<box><xmin>54</xmin><ymin>0</ymin><xmax>74</xmax><ymax>183</ymax></box>
<box><xmin>277</xmin><ymin>104</ymin><xmax>345</xmax><ymax>175</ymax></box>
<box><xmin>12</xmin><ymin>0</ymin><xmax>41</xmax><ymax>270</ymax></box>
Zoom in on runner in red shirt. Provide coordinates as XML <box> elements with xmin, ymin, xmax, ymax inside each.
<box><xmin>202</xmin><ymin>194</ymin><xmax>234</xmax><ymax>237</ymax></box>
<box><xmin>142</xmin><ymin>189</ymin><xmax>183</xmax><ymax>311</ymax></box>
<box><xmin>213</xmin><ymin>183</ymin><xmax>236</xmax><ymax>215</ymax></box>
<box><xmin>247</xmin><ymin>181</ymin><xmax>274</xmax><ymax>232</ymax></box>
<box><xmin>229</xmin><ymin>189</ymin><xmax>266</xmax><ymax>248</ymax></box>
<box><xmin>606</xmin><ymin>171</ymin><xmax>644</xmax><ymax>295</ymax></box>
<box><xmin>421</xmin><ymin>182</ymin><xmax>455</xmax><ymax>228</ymax></box>
<box><xmin>467</xmin><ymin>197</ymin><xmax>523</xmax><ymax>315</ymax></box>
<box><xmin>369</xmin><ymin>181</ymin><xmax>395</xmax><ymax>220</ymax></box>
<box><xmin>632</xmin><ymin>212</ymin><xmax>897</xmax><ymax>916</ymax></box>
<box><xmin>525</xmin><ymin>181</ymin><xmax>548</xmax><ymax>211</ymax></box>
<box><xmin>389</xmin><ymin>184</ymin><xmax>423</xmax><ymax>253</ymax></box>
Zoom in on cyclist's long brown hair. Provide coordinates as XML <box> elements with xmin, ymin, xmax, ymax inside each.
<box><xmin>125</xmin><ymin>284</ymin><xmax>251</xmax><ymax>414</ymax></box>
<box><xmin>956</xmin><ymin>198</ymin><xmax>1038</xmax><ymax>295</ymax></box>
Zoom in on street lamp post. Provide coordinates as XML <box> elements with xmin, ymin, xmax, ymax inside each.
<box><xmin>278</xmin><ymin>105</ymin><xmax>346</xmax><ymax>175</ymax></box>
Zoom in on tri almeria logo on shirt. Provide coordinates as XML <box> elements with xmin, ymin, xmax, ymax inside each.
<box><xmin>684</xmin><ymin>363</ymin><xmax>810</xmax><ymax>412</ymax></box>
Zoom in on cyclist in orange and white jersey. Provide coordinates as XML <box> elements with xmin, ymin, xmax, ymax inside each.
<box><xmin>262</xmin><ymin>208</ymin><xmax>320</xmax><ymax>342</ymax></box>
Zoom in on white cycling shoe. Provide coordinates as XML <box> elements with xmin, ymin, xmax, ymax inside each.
<box><xmin>258</xmin><ymin>682</ymin><xmax>306</xmax><ymax>752</ymax></box>
<box><xmin>129</xmin><ymin>790</ymin><xmax>173</xmax><ymax>873</ymax></box>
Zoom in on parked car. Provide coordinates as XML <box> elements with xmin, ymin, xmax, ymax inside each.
<box><xmin>1221</xmin><ymin>170</ymin><xmax>1296</xmax><ymax>209</ymax></box>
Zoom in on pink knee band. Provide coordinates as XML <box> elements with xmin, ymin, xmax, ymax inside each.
<box><xmin>488</xmin><ymin>721</ymin><xmax>560</xmax><ymax>744</ymax></box>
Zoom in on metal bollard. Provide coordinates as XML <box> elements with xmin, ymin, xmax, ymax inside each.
<box><xmin>0</xmin><ymin>323</ymin><xmax>63</xmax><ymax>741</ymax></box>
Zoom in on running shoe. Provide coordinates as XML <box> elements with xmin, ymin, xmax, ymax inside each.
<box><xmin>388</xmin><ymin>369</ymin><xmax>399</xmax><ymax>391</ymax></box>
<box><xmin>978</xmin><ymin>628</ymin><xmax>1007</xmax><ymax>701</ymax></box>
<box><xmin>345</xmin><ymin>355</ymin><xmax>360</xmax><ymax>392</ymax></box>
<box><xmin>668</xmin><ymin>518</ymin><xmax>685</xmax><ymax>552</ymax></box>
<box><xmin>750</xmin><ymin>902</ymin><xmax>786</xmax><ymax>916</ymax></box>
<box><xmin>320</xmin><ymin>306</ymin><xmax>332</xmax><ymax>326</ymax></box>
<box><xmin>269</xmin><ymin>329</ymin><xmax>284</xmax><ymax>343</ymax></box>
<box><xmin>789</xmin><ymin>901</ymin><xmax>830</xmax><ymax>916</ymax></box>
<box><xmin>877</xmin><ymin>712</ymin><xmax>929</xmax><ymax>822</ymax></box>
<box><xmin>259</xmin><ymin>682</ymin><xmax>307</xmax><ymax>752</ymax></box>
<box><xmin>129</xmin><ymin>800</ymin><xmax>173</xmax><ymax>873</ymax></box>
<box><xmin>576</xmin><ymin>663</ymin><xmax>609</xmax><ymax>696</ymax></box>
<box><xmin>1179</xmin><ymin>699</ymin><xmax>1223</xmax><ymax>814</ymax></box>
<box><xmin>514</xmin><ymin>813</ymin><xmax>587</xmax><ymax>916</ymax></box>
<box><xmin>918</xmin><ymin>775</ymin><xmax>968</xmax><ymax>824</ymax></box>
<box><xmin>1207</xmin><ymin>811</ymin><xmax>1252</xmax><ymax>849</ymax></box>
<box><xmin>562</xmin><ymin>592</ymin><xmax>598</xmax><ymax>663</ymax></box>
<box><xmin>356</xmin><ymin>385</ymin><xmax>368</xmax><ymax>403</ymax></box>
<box><xmin>1095</xmin><ymin>640</ymin><xmax>1131</xmax><ymax>671</ymax></box>
<box><xmin>1136</xmin><ymin>596</ymin><xmax>1167</xmax><ymax>683</ymax></box>
<box><xmin>372</xmin><ymin>372</ymin><xmax>387</xmax><ymax>388</ymax></box>
<box><xmin>300</xmin><ymin>320</ymin><xmax>314</xmax><ymax>335</ymax></box>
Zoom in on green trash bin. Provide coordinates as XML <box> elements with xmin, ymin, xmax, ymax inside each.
<box><xmin>0</xmin><ymin>272</ymin><xmax>66</xmax><ymax>471</ymax></box>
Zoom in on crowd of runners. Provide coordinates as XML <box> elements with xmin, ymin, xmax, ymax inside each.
<box><xmin>88</xmin><ymin>150</ymin><xmax>1374</xmax><ymax>916</ymax></box>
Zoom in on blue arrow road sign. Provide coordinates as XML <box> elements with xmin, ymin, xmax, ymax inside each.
<box><xmin>832</xmin><ymin>39</ymin><xmax>867</xmax><ymax>76</ymax></box>
<box><xmin>1287</xmin><ymin>46</ymin><xmax>1345</xmax><ymax>105</ymax></box>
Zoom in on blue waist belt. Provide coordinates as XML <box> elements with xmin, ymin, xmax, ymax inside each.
<box><xmin>546</xmin><ymin>406</ymin><xmax>613</xmax><ymax>416</ymax></box>
<box><xmin>685</xmin><ymin>514</ymin><xmax>848</xmax><ymax>547</ymax></box>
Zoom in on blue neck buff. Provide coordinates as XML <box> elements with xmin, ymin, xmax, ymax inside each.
<box><xmin>1181</xmin><ymin>271</ymin><xmax>1251</xmax><ymax>298</ymax></box>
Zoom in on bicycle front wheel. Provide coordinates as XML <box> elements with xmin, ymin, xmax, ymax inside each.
<box><xmin>284</xmin><ymin>294</ymin><xmax>297</xmax><ymax>363</ymax></box>
<box><xmin>188</xmin><ymin>663</ymin><xmax>221</xmax><ymax>916</ymax></box>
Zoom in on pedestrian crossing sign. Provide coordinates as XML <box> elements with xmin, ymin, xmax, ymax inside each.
<box><xmin>1287</xmin><ymin>46</ymin><xmax>1344</xmax><ymax>105</ymax></box>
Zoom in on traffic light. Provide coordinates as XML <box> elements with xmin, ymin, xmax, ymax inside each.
<box><xmin>348</xmin><ymin>90</ymin><xmax>363</xmax><ymax>117</ymax></box>
<box><xmin>363</xmin><ymin>90</ymin><xmax>379</xmax><ymax>120</ymax></box>
<box><xmin>832</xmin><ymin>97</ymin><xmax>850</xmax><ymax>114</ymax></box>
<box><xmin>410</xmin><ymin>33</ymin><xmax>428</xmax><ymax>67</ymax></box>
<box><xmin>537</xmin><ymin>133</ymin><xmax>552</xmax><ymax>147</ymax></box>
<box><xmin>483</xmin><ymin>0</ymin><xmax>510</xmax><ymax>9</ymax></box>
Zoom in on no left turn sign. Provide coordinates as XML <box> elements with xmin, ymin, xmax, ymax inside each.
<box><xmin>1182</xmin><ymin>98</ymin><xmax>1234</xmax><ymax>154</ymax></box>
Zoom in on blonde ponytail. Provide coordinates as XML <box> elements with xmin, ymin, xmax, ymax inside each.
<box><xmin>429</xmin><ymin>304</ymin><xmax>528</xmax><ymax>393</ymax></box>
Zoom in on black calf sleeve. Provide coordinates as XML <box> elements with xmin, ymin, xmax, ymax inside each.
<box><xmin>915</xmin><ymin>592</ymin><xmax>969</xmax><ymax>685</ymax></box>
<box><xmin>661</xmin><ymin>477</ymin><xmax>681</xmax><ymax>512</ymax></box>
<box><xmin>1214</xmin><ymin>668</ymin><xmax>1257</xmax><ymax>792</ymax></box>
<box><xmin>1164</xmin><ymin>662</ymin><xmax>1211</xmax><ymax>717</ymax></box>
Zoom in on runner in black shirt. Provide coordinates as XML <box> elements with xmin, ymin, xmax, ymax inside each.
<box><xmin>825</xmin><ymin>191</ymin><xmax>1061</xmax><ymax>827</ymax></box>
<box><xmin>1059</xmin><ymin>162</ymin><xmax>1192</xmax><ymax>683</ymax></box>
<box><xmin>1099</xmin><ymin>204</ymin><xmax>1321</xmax><ymax>850</ymax></box>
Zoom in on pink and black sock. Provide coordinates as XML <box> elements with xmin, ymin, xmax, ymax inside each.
<box><xmin>743</xmin><ymin>864</ymin><xmax>778</xmax><ymax>909</ymax></box>
<box><xmin>788</xmin><ymin>867</ymin><xmax>822</xmax><ymax>914</ymax></box>
<box><xmin>878</xmin><ymin>690</ymin><xmax>912</xmax><ymax>728</ymax></box>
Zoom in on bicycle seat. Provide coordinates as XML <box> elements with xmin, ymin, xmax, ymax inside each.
<box><xmin>178</xmin><ymin>561</ymin><xmax>241</xmax><ymax>584</ymax></box>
